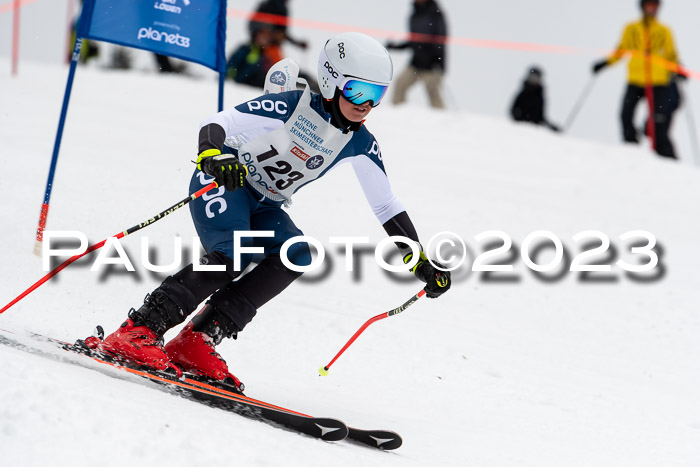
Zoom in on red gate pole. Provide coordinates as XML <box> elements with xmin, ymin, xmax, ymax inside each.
<box><xmin>11</xmin><ymin>0</ymin><xmax>20</xmax><ymax>76</ymax></box>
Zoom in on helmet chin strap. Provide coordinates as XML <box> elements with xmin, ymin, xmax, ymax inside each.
<box><xmin>322</xmin><ymin>89</ymin><xmax>362</xmax><ymax>134</ymax></box>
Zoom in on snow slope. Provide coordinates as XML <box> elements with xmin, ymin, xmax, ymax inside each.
<box><xmin>1</xmin><ymin>60</ymin><xmax>700</xmax><ymax>466</ymax></box>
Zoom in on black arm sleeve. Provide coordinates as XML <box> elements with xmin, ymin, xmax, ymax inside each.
<box><xmin>382</xmin><ymin>211</ymin><xmax>421</xmax><ymax>256</ymax></box>
<box><xmin>198</xmin><ymin>123</ymin><xmax>227</xmax><ymax>153</ymax></box>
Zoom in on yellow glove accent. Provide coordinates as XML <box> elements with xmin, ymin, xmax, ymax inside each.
<box><xmin>403</xmin><ymin>251</ymin><xmax>428</xmax><ymax>274</ymax></box>
<box><xmin>221</xmin><ymin>163</ymin><xmax>249</xmax><ymax>176</ymax></box>
<box><xmin>435</xmin><ymin>274</ymin><xmax>449</xmax><ymax>288</ymax></box>
<box><xmin>196</xmin><ymin>148</ymin><xmax>222</xmax><ymax>171</ymax></box>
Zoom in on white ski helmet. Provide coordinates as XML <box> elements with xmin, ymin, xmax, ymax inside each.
<box><xmin>317</xmin><ymin>32</ymin><xmax>393</xmax><ymax>106</ymax></box>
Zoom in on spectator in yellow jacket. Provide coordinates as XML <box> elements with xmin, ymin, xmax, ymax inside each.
<box><xmin>592</xmin><ymin>0</ymin><xmax>685</xmax><ymax>159</ymax></box>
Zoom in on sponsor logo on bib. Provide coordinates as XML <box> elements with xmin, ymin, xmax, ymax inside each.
<box><xmin>306</xmin><ymin>155</ymin><xmax>324</xmax><ymax>170</ymax></box>
<box><xmin>291</xmin><ymin>146</ymin><xmax>310</xmax><ymax>162</ymax></box>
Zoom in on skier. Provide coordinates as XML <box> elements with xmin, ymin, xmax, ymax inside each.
<box><xmin>86</xmin><ymin>33</ymin><xmax>451</xmax><ymax>389</ymax></box>
<box><xmin>510</xmin><ymin>67</ymin><xmax>560</xmax><ymax>132</ymax></box>
<box><xmin>591</xmin><ymin>0</ymin><xmax>685</xmax><ymax>159</ymax></box>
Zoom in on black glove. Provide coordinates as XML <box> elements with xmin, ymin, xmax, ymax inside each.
<box><xmin>404</xmin><ymin>251</ymin><xmax>451</xmax><ymax>298</ymax></box>
<box><xmin>592</xmin><ymin>59</ymin><xmax>608</xmax><ymax>74</ymax></box>
<box><xmin>197</xmin><ymin>149</ymin><xmax>247</xmax><ymax>192</ymax></box>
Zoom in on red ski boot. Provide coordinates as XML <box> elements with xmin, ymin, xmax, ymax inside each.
<box><xmin>87</xmin><ymin>289</ymin><xmax>189</xmax><ymax>375</ymax></box>
<box><xmin>93</xmin><ymin>318</ymin><xmax>182</xmax><ymax>377</ymax></box>
<box><xmin>165</xmin><ymin>320</ymin><xmax>244</xmax><ymax>391</ymax></box>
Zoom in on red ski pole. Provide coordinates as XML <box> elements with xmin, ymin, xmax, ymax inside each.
<box><xmin>0</xmin><ymin>182</ymin><xmax>218</xmax><ymax>315</ymax></box>
<box><xmin>319</xmin><ymin>289</ymin><xmax>426</xmax><ymax>376</ymax></box>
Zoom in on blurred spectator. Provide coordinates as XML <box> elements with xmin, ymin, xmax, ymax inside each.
<box><xmin>249</xmin><ymin>0</ymin><xmax>309</xmax><ymax>51</ymax></box>
<box><xmin>68</xmin><ymin>1</ymin><xmax>99</xmax><ymax>63</ymax></box>
<box><xmin>73</xmin><ymin>37</ymin><xmax>100</xmax><ymax>64</ymax></box>
<box><xmin>387</xmin><ymin>0</ymin><xmax>447</xmax><ymax>109</ymax></box>
<box><xmin>510</xmin><ymin>67</ymin><xmax>560</xmax><ymax>132</ymax></box>
<box><xmin>69</xmin><ymin>1</ymin><xmax>130</xmax><ymax>69</ymax></box>
<box><xmin>245</xmin><ymin>0</ymin><xmax>319</xmax><ymax>92</ymax></box>
<box><xmin>666</xmin><ymin>74</ymin><xmax>683</xmax><ymax>127</ymax></box>
<box><xmin>154</xmin><ymin>54</ymin><xmax>188</xmax><ymax>74</ymax></box>
<box><xmin>108</xmin><ymin>47</ymin><xmax>132</xmax><ymax>70</ymax></box>
<box><xmin>226</xmin><ymin>27</ymin><xmax>277</xmax><ymax>88</ymax></box>
<box><xmin>591</xmin><ymin>0</ymin><xmax>684</xmax><ymax>159</ymax></box>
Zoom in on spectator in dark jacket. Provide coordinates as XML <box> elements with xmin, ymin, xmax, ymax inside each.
<box><xmin>249</xmin><ymin>0</ymin><xmax>308</xmax><ymax>50</ymax></box>
<box><xmin>511</xmin><ymin>67</ymin><xmax>560</xmax><ymax>132</ymax></box>
<box><xmin>226</xmin><ymin>27</ymin><xmax>276</xmax><ymax>88</ymax></box>
<box><xmin>154</xmin><ymin>54</ymin><xmax>188</xmax><ymax>74</ymax></box>
<box><xmin>246</xmin><ymin>0</ymin><xmax>319</xmax><ymax>92</ymax></box>
<box><xmin>387</xmin><ymin>0</ymin><xmax>447</xmax><ymax>108</ymax></box>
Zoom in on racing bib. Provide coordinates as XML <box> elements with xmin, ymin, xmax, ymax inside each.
<box><xmin>238</xmin><ymin>88</ymin><xmax>352</xmax><ymax>202</ymax></box>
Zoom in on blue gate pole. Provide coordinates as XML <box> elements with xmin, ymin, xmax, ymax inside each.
<box><xmin>217</xmin><ymin>0</ymin><xmax>227</xmax><ymax>112</ymax></box>
<box><xmin>218</xmin><ymin>70</ymin><xmax>224</xmax><ymax>111</ymax></box>
<box><xmin>34</xmin><ymin>37</ymin><xmax>83</xmax><ymax>255</ymax></box>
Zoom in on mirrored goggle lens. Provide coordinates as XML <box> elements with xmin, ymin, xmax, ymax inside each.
<box><xmin>341</xmin><ymin>79</ymin><xmax>389</xmax><ymax>107</ymax></box>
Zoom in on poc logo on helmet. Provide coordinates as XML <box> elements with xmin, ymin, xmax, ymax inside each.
<box><xmin>247</xmin><ymin>99</ymin><xmax>288</xmax><ymax>115</ymax></box>
<box><xmin>324</xmin><ymin>61</ymin><xmax>339</xmax><ymax>79</ymax></box>
<box><xmin>337</xmin><ymin>42</ymin><xmax>345</xmax><ymax>59</ymax></box>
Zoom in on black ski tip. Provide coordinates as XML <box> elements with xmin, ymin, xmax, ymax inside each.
<box><xmin>311</xmin><ymin>418</ymin><xmax>349</xmax><ymax>441</ymax></box>
<box><xmin>347</xmin><ymin>428</ymin><xmax>403</xmax><ymax>450</ymax></box>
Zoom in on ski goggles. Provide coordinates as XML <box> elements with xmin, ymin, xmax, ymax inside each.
<box><xmin>320</xmin><ymin>48</ymin><xmax>389</xmax><ymax>107</ymax></box>
<box><xmin>339</xmin><ymin>78</ymin><xmax>389</xmax><ymax>107</ymax></box>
